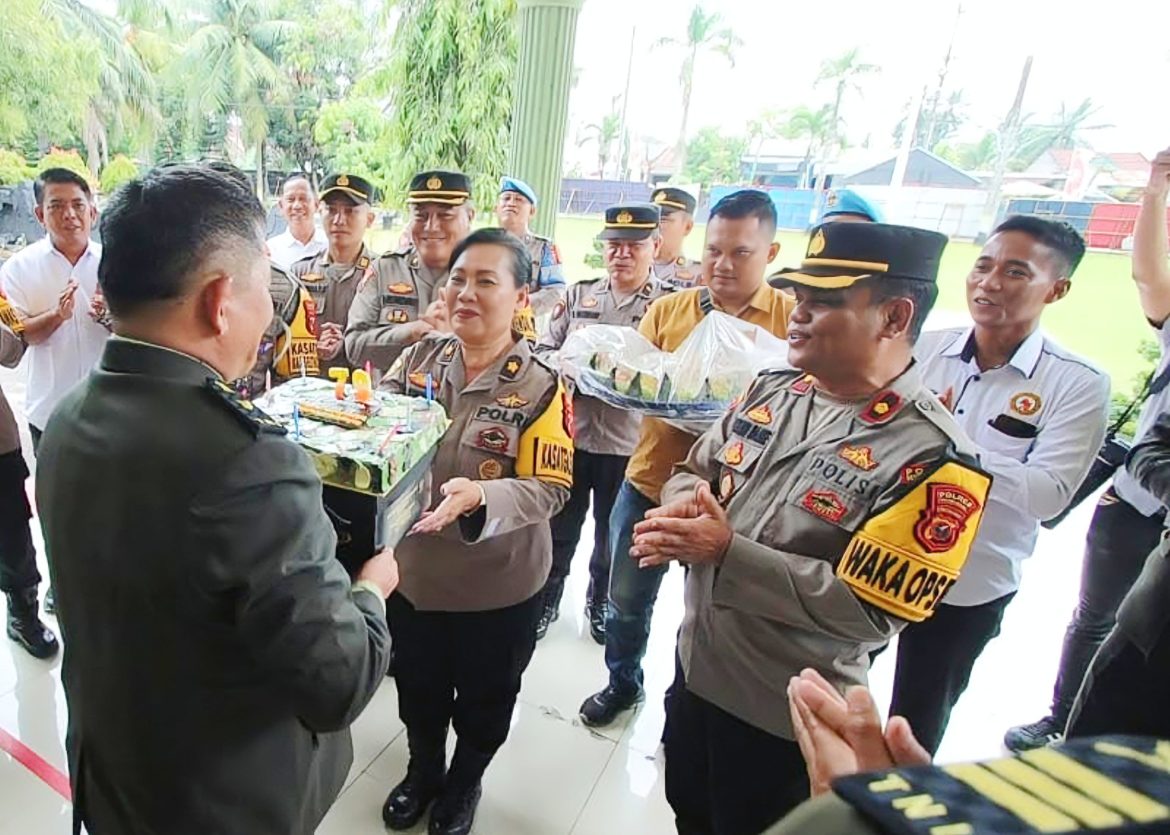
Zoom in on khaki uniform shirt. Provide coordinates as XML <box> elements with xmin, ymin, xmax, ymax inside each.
<box><xmin>662</xmin><ymin>365</ymin><xmax>992</xmax><ymax>739</ymax></box>
<box><xmin>344</xmin><ymin>246</ymin><xmax>447</xmax><ymax>373</ymax></box>
<box><xmin>536</xmin><ymin>274</ymin><xmax>673</xmax><ymax>456</ymax></box>
<box><xmin>653</xmin><ymin>255</ymin><xmax>704</xmax><ymax>289</ymax></box>
<box><xmin>382</xmin><ymin>334</ymin><xmax>573</xmax><ymax>611</ymax></box>
<box><xmin>291</xmin><ymin>245</ymin><xmax>376</xmax><ymax>369</ymax></box>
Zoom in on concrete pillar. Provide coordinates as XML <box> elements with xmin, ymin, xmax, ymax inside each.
<box><xmin>508</xmin><ymin>0</ymin><xmax>585</xmax><ymax>239</ymax></box>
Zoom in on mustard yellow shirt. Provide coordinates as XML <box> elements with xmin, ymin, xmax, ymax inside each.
<box><xmin>625</xmin><ymin>284</ymin><xmax>795</xmax><ymax>502</ymax></box>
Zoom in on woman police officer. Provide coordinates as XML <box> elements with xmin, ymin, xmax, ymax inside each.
<box><xmin>378</xmin><ymin>228</ymin><xmax>574</xmax><ymax>835</ymax></box>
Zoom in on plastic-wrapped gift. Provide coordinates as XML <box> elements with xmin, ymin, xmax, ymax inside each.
<box><xmin>258</xmin><ymin>377</ymin><xmax>451</xmax><ymax>572</ymax></box>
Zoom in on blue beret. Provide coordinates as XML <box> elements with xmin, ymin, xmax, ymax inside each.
<box><xmin>500</xmin><ymin>176</ymin><xmax>537</xmax><ymax>206</ymax></box>
<box><xmin>821</xmin><ymin>189</ymin><xmax>885</xmax><ymax>223</ymax></box>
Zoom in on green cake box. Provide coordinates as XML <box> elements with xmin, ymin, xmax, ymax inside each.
<box><xmin>258</xmin><ymin>377</ymin><xmax>451</xmax><ymax>574</ymax></box>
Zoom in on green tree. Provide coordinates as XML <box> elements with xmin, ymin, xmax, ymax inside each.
<box><xmin>936</xmin><ymin>132</ymin><xmax>999</xmax><ymax>171</ymax></box>
<box><xmin>1011</xmin><ymin>98</ymin><xmax>1112</xmax><ymax>171</ymax></box>
<box><xmin>682</xmin><ymin>127</ymin><xmax>746</xmax><ymax>189</ymax></box>
<box><xmin>745</xmin><ymin>109</ymin><xmax>785</xmax><ymax>183</ymax></box>
<box><xmin>174</xmin><ymin>0</ymin><xmax>294</xmax><ymax>195</ymax></box>
<box><xmin>655</xmin><ymin>5</ymin><xmax>740</xmax><ymax>178</ymax></box>
<box><xmin>366</xmin><ymin>0</ymin><xmax>518</xmax><ymax>207</ymax></box>
<box><xmin>578</xmin><ymin>100</ymin><xmax>622</xmax><ymax>179</ymax></box>
<box><xmin>35</xmin><ymin>148</ymin><xmax>96</xmax><ymax>187</ymax></box>
<box><xmin>783</xmin><ymin>105</ymin><xmax>836</xmax><ymax>188</ymax></box>
<box><xmin>0</xmin><ymin>150</ymin><xmax>33</xmax><ymax>186</ymax></box>
<box><xmin>894</xmin><ymin>89</ymin><xmax>966</xmax><ymax>151</ymax></box>
<box><xmin>815</xmin><ymin>47</ymin><xmax>878</xmax><ymax>149</ymax></box>
<box><xmin>313</xmin><ymin>98</ymin><xmax>393</xmax><ymax>192</ymax></box>
<box><xmin>100</xmin><ymin>153</ymin><xmax>140</xmax><ymax>193</ymax></box>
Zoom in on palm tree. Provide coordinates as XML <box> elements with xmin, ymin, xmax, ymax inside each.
<box><xmin>783</xmin><ymin>105</ymin><xmax>836</xmax><ymax>188</ymax></box>
<box><xmin>815</xmin><ymin>47</ymin><xmax>878</xmax><ymax>150</ymax></box>
<box><xmin>656</xmin><ymin>5</ymin><xmax>741</xmax><ymax>177</ymax></box>
<box><xmin>745</xmin><ymin>108</ymin><xmax>784</xmax><ymax>184</ymax></box>
<box><xmin>175</xmin><ymin>0</ymin><xmax>293</xmax><ymax>196</ymax></box>
<box><xmin>43</xmin><ymin>0</ymin><xmax>166</xmax><ymax>174</ymax></box>
<box><xmin>578</xmin><ymin>106</ymin><xmax>622</xmax><ymax>179</ymax></box>
<box><xmin>1011</xmin><ymin>98</ymin><xmax>1112</xmax><ymax>171</ymax></box>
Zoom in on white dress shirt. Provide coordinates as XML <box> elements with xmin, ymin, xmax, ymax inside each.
<box><xmin>915</xmin><ymin>327</ymin><xmax>1111</xmax><ymax>606</ymax></box>
<box><xmin>1111</xmin><ymin>320</ymin><xmax>1170</xmax><ymax>516</ymax></box>
<box><xmin>0</xmin><ymin>237</ymin><xmax>110</xmax><ymax>430</ymax></box>
<box><xmin>267</xmin><ymin>227</ymin><xmax>327</xmax><ymax>270</ymax></box>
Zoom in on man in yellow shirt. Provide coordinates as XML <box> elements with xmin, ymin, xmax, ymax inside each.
<box><xmin>580</xmin><ymin>189</ymin><xmax>795</xmax><ymax>727</ymax></box>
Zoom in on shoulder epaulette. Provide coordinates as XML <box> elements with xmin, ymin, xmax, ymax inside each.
<box><xmin>205</xmin><ymin>378</ymin><xmax>286</xmax><ymax>437</ymax></box>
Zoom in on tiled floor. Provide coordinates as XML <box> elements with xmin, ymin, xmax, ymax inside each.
<box><xmin>0</xmin><ymin>361</ymin><xmax>1101</xmax><ymax>834</ymax></box>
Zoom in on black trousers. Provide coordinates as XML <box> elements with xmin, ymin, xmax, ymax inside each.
<box><xmin>1066</xmin><ymin>626</ymin><xmax>1170</xmax><ymax>741</ymax></box>
<box><xmin>663</xmin><ymin>661</ymin><xmax>809</xmax><ymax>835</ymax></box>
<box><xmin>1051</xmin><ymin>490</ymin><xmax>1164</xmax><ymax>722</ymax></box>
<box><xmin>0</xmin><ymin>450</ymin><xmax>40</xmax><ymax>594</ymax></box>
<box><xmin>888</xmin><ymin>593</ymin><xmax>1016</xmax><ymax>755</ymax></box>
<box><xmin>387</xmin><ymin>591</ymin><xmax>542</xmax><ymax>757</ymax></box>
<box><xmin>547</xmin><ymin>449</ymin><xmax>626</xmax><ymax>595</ymax></box>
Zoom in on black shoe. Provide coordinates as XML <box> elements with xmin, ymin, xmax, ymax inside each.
<box><xmin>383</xmin><ymin>735</ymin><xmax>447</xmax><ymax>830</ymax></box>
<box><xmin>1004</xmin><ymin>716</ymin><xmax>1064</xmax><ymax>752</ymax></box>
<box><xmin>579</xmin><ymin>684</ymin><xmax>644</xmax><ymax>728</ymax></box>
<box><xmin>535</xmin><ymin>579</ymin><xmax>564</xmax><ymax>642</ymax></box>
<box><xmin>5</xmin><ymin>589</ymin><xmax>59</xmax><ymax>660</ymax></box>
<box><xmin>43</xmin><ymin>587</ymin><xmax>56</xmax><ymax>616</ymax></box>
<box><xmin>428</xmin><ymin>782</ymin><xmax>482</xmax><ymax>835</ymax></box>
<box><xmin>585</xmin><ymin>599</ymin><xmax>606</xmax><ymax>645</ymax></box>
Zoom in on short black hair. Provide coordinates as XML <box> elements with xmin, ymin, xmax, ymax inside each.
<box><xmin>992</xmin><ymin>215</ymin><xmax>1086</xmax><ymax>277</ymax></box>
<box><xmin>98</xmin><ymin>164</ymin><xmax>266</xmax><ymax>317</ymax></box>
<box><xmin>35</xmin><ymin>168</ymin><xmax>93</xmax><ymax>205</ymax></box>
<box><xmin>709</xmin><ymin>189</ymin><xmax>777</xmax><ymax>235</ymax></box>
<box><xmin>864</xmin><ymin>277</ymin><xmax>938</xmax><ymax>342</ymax></box>
<box><xmin>448</xmin><ymin>227</ymin><xmax>531</xmax><ymax>289</ymax></box>
<box><xmin>198</xmin><ymin>160</ymin><xmax>253</xmax><ymax>195</ymax></box>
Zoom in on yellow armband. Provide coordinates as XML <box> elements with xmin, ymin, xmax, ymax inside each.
<box><xmin>836</xmin><ymin>460</ymin><xmax>991</xmax><ymax>622</ymax></box>
<box><xmin>515</xmin><ymin>380</ymin><xmax>574</xmax><ymax>488</ymax></box>
<box><xmin>274</xmin><ymin>288</ymin><xmax>321</xmax><ymax>378</ymax></box>
<box><xmin>0</xmin><ymin>295</ymin><xmax>24</xmax><ymax>335</ymax></box>
<box><xmin>512</xmin><ymin>305</ymin><xmax>538</xmax><ymax>341</ymax></box>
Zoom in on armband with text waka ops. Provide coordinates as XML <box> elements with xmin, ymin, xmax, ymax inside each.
<box><xmin>515</xmin><ymin>381</ymin><xmax>574</xmax><ymax>488</ymax></box>
<box><xmin>835</xmin><ymin>459</ymin><xmax>991</xmax><ymax>622</ymax></box>
<box><xmin>832</xmin><ymin>735</ymin><xmax>1170</xmax><ymax>834</ymax></box>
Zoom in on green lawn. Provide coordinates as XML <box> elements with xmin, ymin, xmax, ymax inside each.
<box><xmin>371</xmin><ymin>215</ymin><xmax>1151</xmax><ymax>394</ymax></box>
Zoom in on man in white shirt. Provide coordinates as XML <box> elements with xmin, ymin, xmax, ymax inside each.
<box><xmin>1007</xmin><ymin>146</ymin><xmax>1170</xmax><ymax>751</ymax></box>
<box><xmin>266</xmin><ymin>174</ymin><xmax>327</xmax><ymax>270</ymax></box>
<box><xmin>886</xmin><ymin>215</ymin><xmax>1110</xmax><ymax>755</ymax></box>
<box><xmin>0</xmin><ymin>168</ymin><xmax>111</xmax><ymax>453</ymax></box>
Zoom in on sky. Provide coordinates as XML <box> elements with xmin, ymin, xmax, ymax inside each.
<box><xmin>564</xmin><ymin>0</ymin><xmax>1169</xmax><ymax>170</ymax></box>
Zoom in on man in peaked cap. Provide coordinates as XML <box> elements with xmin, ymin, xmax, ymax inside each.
<box><xmin>820</xmin><ymin>188</ymin><xmax>885</xmax><ymax>224</ymax></box>
<box><xmin>496</xmin><ymin>176</ymin><xmax>566</xmax><ymax>331</ymax></box>
<box><xmin>628</xmin><ymin>221</ymin><xmax>992</xmax><ymax>833</ymax></box>
<box><xmin>651</xmin><ymin>186</ymin><xmax>704</xmax><ymax>289</ymax></box>
<box><xmin>345</xmin><ymin>169</ymin><xmax>474</xmax><ymax>373</ymax></box>
<box><xmin>534</xmin><ymin>203</ymin><xmax>673</xmax><ymax>643</ymax></box>
<box><xmin>288</xmin><ymin>173</ymin><xmax>380</xmax><ymax>373</ymax></box>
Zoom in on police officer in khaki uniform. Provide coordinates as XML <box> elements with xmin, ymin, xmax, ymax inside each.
<box><xmin>651</xmin><ymin>187</ymin><xmax>703</xmax><ymax>288</ymax></box>
<box><xmin>290</xmin><ymin>173</ymin><xmax>379</xmax><ymax>372</ymax></box>
<box><xmin>496</xmin><ymin>176</ymin><xmax>566</xmax><ymax>325</ymax></box>
<box><xmin>345</xmin><ymin>170</ymin><xmax>474</xmax><ymax>372</ymax></box>
<box><xmin>630</xmin><ymin>223</ymin><xmax>993</xmax><ymax>835</ymax></box>
<box><xmin>534</xmin><ymin>203</ymin><xmax>673</xmax><ymax>642</ymax></box>
<box><xmin>0</xmin><ymin>300</ymin><xmax>57</xmax><ymax>659</ymax></box>
<box><xmin>377</xmin><ymin>228</ymin><xmax>572</xmax><ymax>835</ymax></box>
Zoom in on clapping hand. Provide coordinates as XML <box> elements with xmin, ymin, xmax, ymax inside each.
<box><xmin>788</xmin><ymin>667</ymin><xmax>931</xmax><ymax>796</ymax></box>
<box><xmin>630</xmin><ymin>482</ymin><xmax>733</xmax><ymax>569</ymax></box>
<box><xmin>317</xmin><ymin>322</ymin><xmax>344</xmax><ymax>360</ymax></box>
<box><xmin>56</xmin><ymin>280</ymin><xmax>78</xmax><ymax>322</ymax></box>
<box><xmin>409</xmin><ymin>477</ymin><xmax>484</xmax><ymax>535</ymax></box>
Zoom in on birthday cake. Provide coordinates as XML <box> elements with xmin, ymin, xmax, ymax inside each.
<box><xmin>258</xmin><ymin>376</ymin><xmax>450</xmax><ymax>497</ymax></box>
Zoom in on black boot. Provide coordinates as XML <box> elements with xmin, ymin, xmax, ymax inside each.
<box><xmin>5</xmin><ymin>588</ymin><xmax>59</xmax><ymax>660</ymax></box>
<box><xmin>382</xmin><ymin>732</ymin><xmax>447</xmax><ymax>830</ymax></box>
<box><xmin>534</xmin><ymin>578</ymin><xmax>564</xmax><ymax>642</ymax></box>
<box><xmin>584</xmin><ymin>580</ymin><xmax>607</xmax><ymax>646</ymax></box>
<box><xmin>429</xmin><ymin>743</ymin><xmax>492</xmax><ymax>835</ymax></box>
